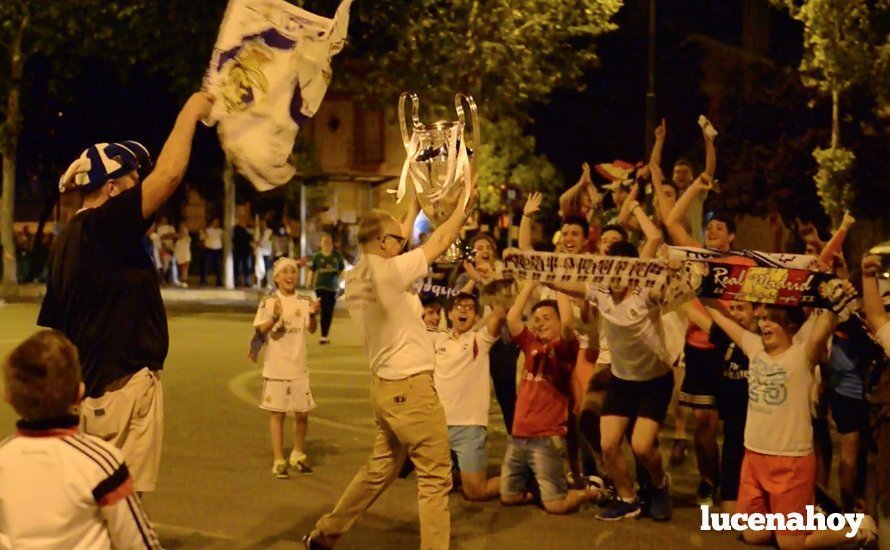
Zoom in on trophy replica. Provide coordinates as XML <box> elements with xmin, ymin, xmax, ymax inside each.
<box><xmin>396</xmin><ymin>92</ymin><xmax>479</xmax><ymax>264</ymax></box>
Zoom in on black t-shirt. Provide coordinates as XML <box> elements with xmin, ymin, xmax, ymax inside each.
<box><xmin>38</xmin><ymin>185</ymin><xmax>168</xmax><ymax>398</ymax></box>
<box><xmin>708</xmin><ymin>324</ymin><xmax>749</xmax><ymax>422</ymax></box>
<box><xmin>233</xmin><ymin>225</ymin><xmax>252</xmax><ymax>257</ymax></box>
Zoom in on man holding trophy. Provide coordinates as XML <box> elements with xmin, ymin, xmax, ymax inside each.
<box><xmin>303</xmin><ymin>93</ymin><xmax>479</xmax><ymax>550</ymax></box>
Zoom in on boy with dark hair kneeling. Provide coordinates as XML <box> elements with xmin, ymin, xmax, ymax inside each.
<box><xmin>501</xmin><ymin>281</ymin><xmax>599</xmax><ymax>513</ymax></box>
<box><xmin>0</xmin><ymin>330</ymin><xmax>161</xmax><ymax>549</ymax></box>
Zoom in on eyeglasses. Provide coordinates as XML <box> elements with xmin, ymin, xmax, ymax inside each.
<box><xmin>453</xmin><ymin>303</ymin><xmax>476</xmax><ymax>312</ymax></box>
<box><xmin>383</xmin><ymin>233</ymin><xmax>408</xmax><ymax>250</ymax></box>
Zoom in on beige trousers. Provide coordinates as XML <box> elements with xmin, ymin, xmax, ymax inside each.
<box><xmin>313</xmin><ymin>371</ymin><xmax>452</xmax><ymax>549</ymax></box>
<box><xmin>80</xmin><ymin>368</ymin><xmax>164</xmax><ymax>492</ymax></box>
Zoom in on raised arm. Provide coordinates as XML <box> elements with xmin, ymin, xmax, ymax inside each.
<box><xmin>862</xmin><ymin>255</ymin><xmax>888</xmax><ymax>333</ymax></box>
<box><xmin>519</xmin><ymin>192</ymin><xmax>542</xmax><ymax>251</ymax></box>
<box><xmin>649</xmin><ymin>162</ymin><xmax>675</xmax><ymax>225</ymax></box>
<box><xmin>704</xmin><ymin>305</ymin><xmax>747</xmax><ymax>348</ymax></box>
<box><xmin>649</xmin><ymin>118</ymin><xmax>666</xmax><ymax>168</ymax></box>
<box><xmin>141</xmin><ymin>92</ymin><xmax>214</xmax><ymax>219</ymax></box>
<box><xmin>617</xmin><ymin>184</ymin><xmax>641</xmax><ymax>232</ymax></box>
<box><xmin>681</xmin><ymin>300</ymin><xmax>713</xmax><ymax>333</ymax></box>
<box><xmin>630</xmin><ymin>199</ymin><xmax>663</xmax><ymax>259</ymax></box>
<box><xmin>703</xmin><ymin>122</ymin><xmax>717</xmax><ymax>178</ymax></box>
<box><xmin>665</xmin><ymin>176</ymin><xmax>710</xmax><ymax>247</ymax></box>
<box><xmin>486</xmin><ymin>303</ymin><xmax>507</xmax><ymax>339</ymax></box>
<box><xmin>420</xmin><ymin>183</ymin><xmax>477</xmax><ymax>265</ymax></box>
<box><xmin>559</xmin><ymin>163</ymin><xmax>598</xmax><ymax>216</ymax></box>
<box><xmin>805</xmin><ymin>309</ymin><xmax>838</xmax><ymax>367</ymax></box>
<box><xmin>817</xmin><ymin>212</ymin><xmax>854</xmax><ymax>269</ymax></box>
<box><xmin>507</xmin><ymin>281</ymin><xmax>537</xmax><ymax>338</ymax></box>
<box><xmin>400</xmin><ymin>188</ymin><xmax>421</xmax><ymax>241</ymax></box>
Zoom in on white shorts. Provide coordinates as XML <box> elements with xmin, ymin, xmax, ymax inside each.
<box><xmin>261</xmin><ymin>378</ymin><xmax>316</xmax><ymax>413</ymax></box>
<box><xmin>80</xmin><ymin>368</ymin><xmax>163</xmax><ymax>493</ymax></box>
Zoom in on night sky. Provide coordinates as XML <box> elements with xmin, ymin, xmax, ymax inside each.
<box><xmin>11</xmin><ymin>1</ymin><xmax>815</xmax><ymax>222</ymax></box>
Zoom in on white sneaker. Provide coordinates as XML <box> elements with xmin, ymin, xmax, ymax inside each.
<box><xmin>289</xmin><ymin>451</ymin><xmax>313</xmax><ymax>474</ymax></box>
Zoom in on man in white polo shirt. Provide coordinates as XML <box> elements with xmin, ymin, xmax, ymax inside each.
<box><xmin>304</xmin><ymin>183</ymin><xmax>476</xmax><ymax>550</ymax></box>
<box><xmin>433</xmin><ymin>292</ymin><xmax>505</xmax><ymax>501</ymax></box>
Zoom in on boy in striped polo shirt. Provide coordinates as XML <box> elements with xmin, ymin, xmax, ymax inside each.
<box><xmin>0</xmin><ymin>330</ymin><xmax>161</xmax><ymax>549</ymax></box>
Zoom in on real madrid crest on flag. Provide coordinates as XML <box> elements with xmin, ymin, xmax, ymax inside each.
<box><xmin>203</xmin><ymin>0</ymin><xmax>353</xmax><ymax>191</ymax></box>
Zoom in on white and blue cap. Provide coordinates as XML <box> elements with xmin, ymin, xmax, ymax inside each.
<box><xmin>59</xmin><ymin>142</ymin><xmax>139</xmax><ymax>194</ymax></box>
<box><xmin>114</xmin><ymin>140</ymin><xmax>153</xmax><ymax>178</ymax></box>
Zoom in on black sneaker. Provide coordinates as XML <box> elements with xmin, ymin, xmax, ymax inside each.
<box><xmin>697</xmin><ymin>479</ymin><xmax>716</xmax><ymax>507</ymax></box>
<box><xmin>302</xmin><ymin>534</ymin><xmax>330</xmax><ymax>550</ymax></box>
<box><xmin>650</xmin><ymin>473</ymin><xmax>672</xmax><ymax>521</ymax></box>
<box><xmin>596</xmin><ymin>497</ymin><xmax>642</xmax><ymax>521</ymax></box>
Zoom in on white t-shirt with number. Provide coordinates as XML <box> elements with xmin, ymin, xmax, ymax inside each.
<box><xmin>253</xmin><ymin>292</ymin><xmax>314</xmax><ymax>380</ymax></box>
<box><xmin>741</xmin><ymin>332</ymin><xmax>814</xmax><ymax>457</ymax></box>
<box><xmin>433</xmin><ymin>328</ymin><xmax>497</xmax><ymax>426</ymax></box>
<box><xmin>344</xmin><ymin>248</ymin><xmax>434</xmax><ymax>380</ymax></box>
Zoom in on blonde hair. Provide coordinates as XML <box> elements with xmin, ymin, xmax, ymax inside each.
<box><xmin>357</xmin><ymin>209</ymin><xmax>398</xmax><ymax>245</ymax></box>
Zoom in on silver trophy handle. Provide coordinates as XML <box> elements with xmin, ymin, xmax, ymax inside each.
<box><xmin>454</xmin><ymin>93</ymin><xmax>479</xmax><ymax>159</ymax></box>
<box><xmin>398</xmin><ymin>92</ymin><xmax>422</xmax><ymax>150</ymax></box>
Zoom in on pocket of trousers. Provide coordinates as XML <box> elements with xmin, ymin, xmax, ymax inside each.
<box><xmin>80</xmin><ymin>392</ymin><xmax>136</xmax><ymax>444</ymax></box>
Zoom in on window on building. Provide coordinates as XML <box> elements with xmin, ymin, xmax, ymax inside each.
<box><xmin>353</xmin><ymin>107</ymin><xmax>385</xmax><ymax>166</ymax></box>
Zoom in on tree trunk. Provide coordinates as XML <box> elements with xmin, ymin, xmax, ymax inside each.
<box><xmin>222</xmin><ymin>160</ymin><xmax>235</xmax><ymax>289</ymax></box>
<box><xmin>831</xmin><ymin>88</ymin><xmax>840</xmax><ymax>150</ymax></box>
<box><xmin>1</xmin><ymin>12</ymin><xmax>29</xmax><ymax>285</ymax></box>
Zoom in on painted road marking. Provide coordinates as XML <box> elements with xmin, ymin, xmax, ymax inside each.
<box><xmin>227</xmin><ymin>369</ymin><xmax>376</xmax><ymax>436</ymax></box>
<box><xmin>153</xmin><ymin>522</ymin><xmax>235</xmax><ymax>541</ymax></box>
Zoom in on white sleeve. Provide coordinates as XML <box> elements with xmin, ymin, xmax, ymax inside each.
<box><xmin>392</xmin><ymin>248</ymin><xmax>429</xmax><ymax>288</ymax></box>
<box><xmin>740</xmin><ymin>330</ymin><xmax>764</xmax><ymax>359</ymax></box>
<box><xmin>91</xmin><ymin>444</ymin><xmax>162</xmax><ymax>549</ymax></box>
<box><xmin>476</xmin><ymin>327</ymin><xmax>497</xmax><ymax>354</ymax></box>
<box><xmin>253</xmin><ymin>295</ymin><xmax>275</xmax><ymax>327</ymax></box>
<box><xmin>877</xmin><ymin>321</ymin><xmax>890</xmax><ymax>359</ymax></box>
<box><xmin>100</xmin><ymin>494</ymin><xmax>162</xmax><ymax>549</ymax></box>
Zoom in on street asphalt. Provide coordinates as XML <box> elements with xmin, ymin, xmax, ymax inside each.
<box><xmin>0</xmin><ymin>302</ymin><xmax>753</xmax><ymax>549</ymax></box>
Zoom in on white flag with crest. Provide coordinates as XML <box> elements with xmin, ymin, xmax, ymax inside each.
<box><xmin>204</xmin><ymin>0</ymin><xmax>352</xmax><ymax>191</ymax></box>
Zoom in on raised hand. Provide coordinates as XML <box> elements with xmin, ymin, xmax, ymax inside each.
<box><xmin>463</xmin><ymin>260</ymin><xmax>482</xmax><ymax>282</ymax></box>
<box><xmin>272</xmin><ymin>296</ymin><xmax>283</xmax><ymax>320</ymax></box>
<box><xmin>185</xmin><ymin>91</ymin><xmax>215</xmax><ymax>120</ymax></box>
<box><xmin>861</xmin><ymin>254</ymin><xmax>882</xmax><ymax>277</ymax></box>
<box><xmin>524</xmin><ymin>191</ymin><xmax>544</xmax><ymax>216</ymax></box>
<box><xmin>840</xmin><ymin>211</ymin><xmax>856</xmax><ymax>231</ymax></box>
<box><xmin>580</xmin><ymin>162</ymin><xmax>593</xmax><ymax>185</ymax></box>
<box><xmin>654</xmin><ymin>118</ymin><xmax>666</xmax><ymax>140</ymax></box>
<box><xmin>695</xmin><ymin>172</ymin><xmax>718</xmax><ymax>192</ymax></box>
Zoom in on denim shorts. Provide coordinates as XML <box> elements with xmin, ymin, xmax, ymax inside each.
<box><xmin>448</xmin><ymin>425</ymin><xmax>488</xmax><ymax>473</ymax></box>
<box><xmin>500</xmin><ymin>435</ymin><xmax>567</xmax><ymax>502</ymax></box>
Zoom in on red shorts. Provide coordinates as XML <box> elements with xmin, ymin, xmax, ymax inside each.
<box><xmin>736</xmin><ymin>449</ymin><xmax>815</xmax><ymax>537</ymax></box>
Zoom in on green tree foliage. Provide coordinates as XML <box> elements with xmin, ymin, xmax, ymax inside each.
<box><xmin>336</xmin><ymin>0</ymin><xmax>622</xmax><ymax>213</ymax></box>
<box><xmin>771</xmin><ymin>0</ymin><xmax>888</xmax><ymax>228</ymax></box>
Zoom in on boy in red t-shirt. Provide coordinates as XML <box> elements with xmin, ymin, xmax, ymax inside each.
<box><xmin>500</xmin><ymin>281</ymin><xmax>597</xmax><ymax>514</ymax></box>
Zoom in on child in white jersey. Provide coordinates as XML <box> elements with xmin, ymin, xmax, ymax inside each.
<box><xmin>0</xmin><ymin>330</ymin><xmax>161</xmax><ymax>549</ymax></box>
<box><xmin>253</xmin><ymin>257</ymin><xmax>319</xmax><ymax>478</ymax></box>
